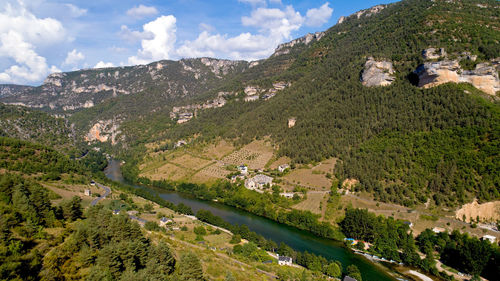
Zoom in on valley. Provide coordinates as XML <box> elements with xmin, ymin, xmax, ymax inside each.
<box><xmin>0</xmin><ymin>0</ymin><xmax>499</xmax><ymax>280</ymax></box>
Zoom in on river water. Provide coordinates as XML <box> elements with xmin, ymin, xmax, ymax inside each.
<box><xmin>105</xmin><ymin>159</ymin><xmax>397</xmax><ymax>281</ymax></box>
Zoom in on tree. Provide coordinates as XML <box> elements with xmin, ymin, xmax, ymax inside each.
<box><xmin>193</xmin><ymin>226</ymin><xmax>207</xmax><ymax>236</ymax></box>
<box><xmin>229</xmin><ymin>234</ymin><xmax>241</xmax><ymax>244</ymax></box>
<box><xmin>61</xmin><ymin>196</ymin><xmax>82</xmax><ymax>221</ymax></box>
<box><xmin>178</xmin><ymin>252</ymin><xmax>204</xmax><ymax>281</ymax></box>
<box><xmin>324</xmin><ymin>262</ymin><xmax>341</xmax><ymax>278</ymax></box>
<box><xmin>346</xmin><ymin>265</ymin><xmax>362</xmax><ymax>281</ymax></box>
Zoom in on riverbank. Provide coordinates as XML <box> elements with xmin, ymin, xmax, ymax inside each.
<box><xmin>104</xmin><ymin>159</ymin><xmax>398</xmax><ymax>281</ymax></box>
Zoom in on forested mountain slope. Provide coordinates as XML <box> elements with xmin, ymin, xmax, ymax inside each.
<box><xmin>0</xmin><ymin>0</ymin><xmax>499</xmax><ymax>208</ymax></box>
<box><xmin>146</xmin><ymin>0</ymin><xmax>500</xmax><ymax>207</ymax></box>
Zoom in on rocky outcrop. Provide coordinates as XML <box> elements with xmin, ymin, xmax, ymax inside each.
<box><xmin>422</xmin><ymin>48</ymin><xmax>447</xmax><ymax>60</ymax></box>
<box><xmin>0</xmin><ymin>58</ymin><xmax>249</xmax><ymax>112</ymax></box>
<box><xmin>415</xmin><ymin>60</ymin><xmax>500</xmax><ymax>95</ymax></box>
<box><xmin>273</xmin><ymin>32</ymin><xmax>325</xmax><ymax>56</ymax></box>
<box><xmin>361</xmin><ymin>57</ymin><xmax>395</xmax><ymax>87</ymax></box>
<box><xmin>85</xmin><ymin>120</ymin><xmax>121</xmax><ymax>145</ymax></box>
<box><xmin>354</xmin><ymin>5</ymin><xmax>386</xmax><ymax>18</ymax></box>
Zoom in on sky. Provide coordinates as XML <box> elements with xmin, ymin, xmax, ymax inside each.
<box><xmin>0</xmin><ymin>0</ymin><xmax>398</xmax><ymax>85</ymax></box>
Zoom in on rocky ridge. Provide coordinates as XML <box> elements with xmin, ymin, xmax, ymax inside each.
<box><xmin>361</xmin><ymin>57</ymin><xmax>395</xmax><ymax>87</ymax></box>
<box><xmin>273</xmin><ymin>32</ymin><xmax>325</xmax><ymax>57</ymax></box>
<box><xmin>415</xmin><ymin>48</ymin><xmax>500</xmax><ymax>95</ymax></box>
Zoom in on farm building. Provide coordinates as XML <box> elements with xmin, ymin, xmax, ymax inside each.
<box><xmin>245</xmin><ymin>174</ymin><xmax>273</xmax><ymax>190</ymax></box>
<box><xmin>278</xmin><ymin>255</ymin><xmax>292</xmax><ymax>266</ymax></box>
<box><xmin>278</xmin><ymin>164</ymin><xmax>290</xmax><ymax>173</ymax></box>
<box><xmin>84</xmin><ymin>189</ymin><xmax>92</xmax><ymax>196</ymax></box>
<box><xmin>159</xmin><ymin>217</ymin><xmax>173</xmax><ymax>227</ymax></box>
<box><xmin>238</xmin><ymin>165</ymin><xmax>248</xmax><ymax>175</ymax></box>
<box><xmin>482</xmin><ymin>235</ymin><xmax>497</xmax><ymax>244</ymax></box>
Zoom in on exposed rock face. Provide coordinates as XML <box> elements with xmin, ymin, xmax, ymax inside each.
<box><xmin>354</xmin><ymin>5</ymin><xmax>386</xmax><ymax>18</ymax></box>
<box><xmin>337</xmin><ymin>16</ymin><xmax>346</xmax><ymax>25</ymax></box>
<box><xmin>85</xmin><ymin>120</ymin><xmax>121</xmax><ymax>145</ymax></box>
<box><xmin>273</xmin><ymin>32</ymin><xmax>325</xmax><ymax>56</ymax></box>
<box><xmin>0</xmin><ymin>58</ymin><xmax>249</xmax><ymax>112</ymax></box>
<box><xmin>415</xmin><ymin>60</ymin><xmax>500</xmax><ymax>95</ymax></box>
<box><xmin>361</xmin><ymin>57</ymin><xmax>395</xmax><ymax>87</ymax></box>
<box><xmin>422</xmin><ymin>48</ymin><xmax>447</xmax><ymax>60</ymax></box>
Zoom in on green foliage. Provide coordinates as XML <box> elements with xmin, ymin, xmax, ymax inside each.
<box><xmin>229</xmin><ymin>234</ymin><xmax>241</xmax><ymax>244</ymax></box>
<box><xmin>417</xmin><ymin>229</ymin><xmax>499</xmax><ymax>279</ymax></box>
<box><xmin>193</xmin><ymin>225</ymin><xmax>207</xmax><ymax>236</ymax></box>
<box><xmin>346</xmin><ymin>265</ymin><xmax>362</xmax><ymax>281</ymax></box>
<box><xmin>178</xmin><ymin>251</ymin><xmax>205</xmax><ymax>281</ymax></box>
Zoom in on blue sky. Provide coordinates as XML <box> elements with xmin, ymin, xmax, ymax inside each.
<box><xmin>0</xmin><ymin>0</ymin><xmax>398</xmax><ymax>85</ymax></box>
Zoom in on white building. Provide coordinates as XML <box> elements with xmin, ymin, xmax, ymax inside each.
<box><xmin>278</xmin><ymin>255</ymin><xmax>292</xmax><ymax>266</ymax></box>
<box><xmin>244</xmin><ymin>95</ymin><xmax>259</xmax><ymax>102</ymax></box>
<box><xmin>482</xmin><ymin>235</ymin><xmax>497</xmax><ymax>244</ymax></box>
<box><xmin>432</xmin><ymin>227</ymin><xmax>445</xmax><ymax>233</ymax></box>
<box><xmin>278</xmin><ymin>164</ymin><xmax>290</xmax><ymax>173</ymax></box>
<box><xmin>159</xmin><ymin>217</ymin><xmax>173</xmax><ymax>227</ymax></box>
<box><xmin>238</xmin><ymin>165</ymin><xmax>248</xmax><ymax>175</ymax></box>
<box><xmin>245</xmin><ymin>174</ymin><xmax>273</xmax><ymax>190</ymax></box>
<box><xmin>84</xmin><ymin>189</ymin><xmax>92</xmax><ymax>196</ymax></box>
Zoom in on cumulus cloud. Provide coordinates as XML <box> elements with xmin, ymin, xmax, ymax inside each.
<box><xmin>0</xmin><ymin>1</ymin><xmax>65</xmax><ymax>84</ymax></box>
<box><xmin>305</xmin><ymin>2</ymin><xmax>333</xmax><ymax>27</ymax></box>
<box><xmin>126</xmin><ymin>5</ymin><xmax>158</xmax><ymax>19</ymax></box>
<box><xmin>94</xmin><ymin>61</ymin><xmax>114</xmax><ymax>68</ymax></box>
<box><xmin>119</xmin><ymin>25</ymin><xmax>154</xmax><ymax>42</ymax></box>
<box><xmin>65</xmin><ymin>3</ymin><xmax>87</xmax><ymax>18</ymax></box>
<box><xmin>63</xmin><ymin>49</ymin><xmax>84</xmax><ymax>66</ymax></box>
<box><xmin>126</xmin><ymin>2</ymin><xmax>333</xmax><ymax>64</ymax></box>
<box><xmin>177</xmin><ymin>5</ymin><xmax>305</xmax><ymax>61</ymax></box>
<box><xmin>128</xmin><ymin>15</ymin><xmax>177</xmax><ymax>65</ymax></box>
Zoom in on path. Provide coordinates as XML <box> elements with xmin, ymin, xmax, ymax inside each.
<box><xmin>407</xmin><ymin>270</ymin><xmax>433</xmax><ymax>281</ymax></box>
<box><xmin>90</xmin><ymin>182</ymin><xmax>111</xmax><ymax>206</ymax></box>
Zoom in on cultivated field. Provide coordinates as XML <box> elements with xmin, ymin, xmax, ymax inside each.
<box><xmin>292</xmin><ymin>192</ymin><xmax>328</xmax><ymax>215</ymax></box>
<box><xmin>222</xmin><ymin>140</ymin><xmax>274</xmax><ymax>169</ymax></box>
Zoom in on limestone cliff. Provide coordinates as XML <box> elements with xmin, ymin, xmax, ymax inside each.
<box><xmin>85</xmin><ymin>119</ymin><xmax>121</xmax><ymax>145</ymax></box>
<box><xmin>361</xmin><ymin>57</ymin><xmax>395</xmax><ymax>87</ymax></box>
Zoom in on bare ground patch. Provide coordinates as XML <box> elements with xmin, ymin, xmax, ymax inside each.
<box><xmin>170</xmin><ymin>154</ymin><xmax>214</xmax><ymax>170</ymax></box>
<box><xmin>201</xmin><ymin>139</ymin><xmax>235</xmax><ymax>159</ymax></box>
<box><xmin>141</xmin><ymin>162</ymin><xmax>191</xmax><ymax>181</ymax></box>
<box><xmin>283</xmin><ymin>168</ymin><xmax>332</xmax><ymax>190</ymax></box>
<box><xmin>455</xmin><ymin>200</ymin><xmax>500</xmax><ymax>223</ymax></box>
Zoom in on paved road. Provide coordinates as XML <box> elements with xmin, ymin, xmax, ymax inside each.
<box><xmin>90</xmin><ymin>182</ymin><xmax>111</xmax><ymax>206</ymax></box>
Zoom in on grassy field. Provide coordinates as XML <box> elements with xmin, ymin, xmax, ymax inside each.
<box><xmin>292</xmin><ymin>192</ymin><xmax>328</xmax><ymax>215</ymax></box>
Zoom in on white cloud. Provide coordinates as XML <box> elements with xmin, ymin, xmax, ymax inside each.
<box><xmin>177</xmin><ymin>5</ymin><xmax>305</xmax><ymax>61</ymax></box>
<box><xmin>94</xmin><ymin>61</ymin><xmax>114</xmax><ymax>68</ymax></box>
<box><xmin>305</xmin><ymin>2</ymin><xmax>333</xmax><ymax>27</ymax></box>
<box><xmin>0</xmin><ymin>1</ymin><xmax>65</xmax><ymax>84</ymax></box>
<box><xmin>65</xmin><ymin>3</ymin><xmax>87</xmax><ymax>18</ymax></box>
<box><xmin>126</xmin><ymin>5</ymin><xmax>158</xmax><ymax>19</ymax></box>
<box><xmin>128</xmin><ymin>15</ymin><xmax>177</xmax><ymax>65</ymax></box>
<box><xmin>120</xmin><ymin>25</ymin><xmax>154</xmax><ymax>42</ymax></box>
<box><xmin>63</xmin><ymin>49</ymin><xmax>84</xmax><ymax>66</ymax></box>
<box><xmin>199</xmin><ymin>23</ymin><xmax>215</xmax><ymax>32</ymax></box>
<box><xmin>269</xmin><ymin>0</ymin><xmax>282</xmax><ymax>4</ymax></box>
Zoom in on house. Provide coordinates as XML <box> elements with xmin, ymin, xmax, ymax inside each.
<box><xmin>280</xmin><ymin>192</ymin><xmax>295</xmax><ymax>198</ymax></box>
<box><xmin>403</xmin><ymin>221</ymin><xmax>413</xmax><ymax>228</ymax></box>
<box><xmin>112</xmin><ymin>209</ymin><xmax>120</xmax><ymax>215</ymax></box>
<box><xmin>278</xmin><ymin>164</ymin><xmax>290</xmax><ymax>173</ymax></box>
<box><xmin>343</xmin><ymin>276</ymin><xmax>357</xmax><ymax>281</ymax></box>
<box><xmin>245</xmin><ymin>174</ymin><xmax>273</xmax><ymax>190</ymax></box>
<box><xmin>278</xmin><ymin>255</ymin><xmax>292</xmax><ymax>266</ymax></box>
<box><xmin>238</xmin><ymin>165</ymin><xmax>248</xmax><ymax>175</ymax></box>
<box><xmin>159</xmin><ymin>217</ymin><xmax>173</xmax><ymax>227</ymax></box>
<box><xmin>244</xmin><ymin>95</ymin><xmax>259</xmax><ymax>102</ymax></box>
<box><xmin>482</xmin><ymin>235</ymin><xmax>497</xmax><ymax>244</ymax></box>
<box><xmin>84</xmin><ymin>189</ymin><xmax>92</xmax><ymax>196</ymax></box>
<box><xmin>432</xmin><ymin>227</ymin><xmax>445</xmax><ymax>233</ymax></box>
<box><xmin>231</xmin><ymin>175</ymin><xmax>245</xmax><ymax>183</ymax></box>
<box><xmin>175</xmin><ymin>140</ymin><xmax>187</xmax><ymax>147</ymax></box>
<box><xmin>90</xmin><ymin>180</ymin><xmax>96</xmax><ymax>186</ymax></box>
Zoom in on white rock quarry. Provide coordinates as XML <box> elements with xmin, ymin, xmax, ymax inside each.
<box><xmin>361</xmin><ymin>57</ymin><xmax>395</xmax><ymax>87</ymax></box>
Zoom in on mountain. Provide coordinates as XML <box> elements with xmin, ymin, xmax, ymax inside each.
<box><xmin>1</xmin><ymin>0</ymin><xmax>499</xmax><ymax>208</ymax></box>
